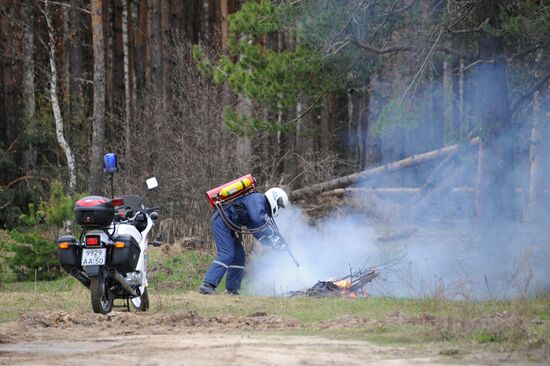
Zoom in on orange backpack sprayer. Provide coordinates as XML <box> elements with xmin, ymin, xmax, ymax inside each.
<box><xmin>205</xmin><ymin>174</ymin><xmax>270</xmax><ymax>234</ymax></box>
<box><xmin>205</xmin><ymin>174</ymin><xmax>257</xmax><ymax>207</ymax></box>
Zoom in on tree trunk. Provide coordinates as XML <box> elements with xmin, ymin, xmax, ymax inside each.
<box><xmin>22</xmin><ymin>0</ymin><xmax>36</xmax><ymax>170</ymax></box>
<box><xmin>458</xmin><ymin>59</ymin><xmax>466</xmax><ymax>139</ymax></box>
<box><xmin>102</xmin><ymin>0</ymin><xmax>112</xmax><ymax>112</ymax></box>
<box><xmin>443</xmin><ymin>59</ymin><xmax>453</xmax><ymax>143</ymax></box>
<box><xmin>220</xmin><ymin>0</ymin><xmax>229</xmax><ymax>50</ymax></box>
<box><xmin>22</xmin><ymin>0</ymin><xmax>35</xmax><ymax>122</ymax></box>
<box><xmin>0</xmin><ymin>0</ymin><xmax>4</xmax><ymax>146</ymax></box>
<box><xmin>135</xmin><ymin>0</ymin><xmax>148</xmax><ymax>90</ymax></box>
<box><xmin>90</xmin><ymin>0</ymin><xmax>106</xmax><ymax>195</ymax></box>
<box><xmin>525</xmin><ymin>50</ymin><xmax>549</xmax><ymax>223</ymax></box>
<box><xmin>122</xmin><ymin>0</ymin><xmax>131</xmax><ymax>157</ymax></box>
<box><xmin>474</xmin><ymin>0</ymin><xmax>516</xmax><ymax>223</ymax></box>
<box><xmin>149</xmin><ymin>0</ymin><xmax>161</xmax><ymax>89</ymax></box>
<box><xmin>45</xmin><ymin>0</ymin><xmax>77</xmax><ymax>193</ymax></box>
<box><xmin>201</xmin><ymin>0</ymin><xmax>209</xmax><ymax>42</ymax></box>
<box><xmin>236</xmin><ymin>96</ymin><xmax>253</xmax><ymax>165</ymax></box>
<box><xmin>160</xmin><ymin>0</ymin><xmax>170</xmax><ymax>93</ymax></box>
<box><xmin>171</xmin><ymin>0</ymin><xmax>184</xmax><ymax>39</ymax></box>
<box><xmin>59</xmin><ymin>5</ymin><xmax>70</xmax><ymax>114</ymax></box>
<box><xmin>1</xmin><ymin>1</ymin><xmax>20</xmax><ymax>146</ymax></box>
<box><xmin>68</xmin><ymin>0</ymin><xmax>84</xmax><ymax>116</ymax></box>
<box><xmin>114</xmin><ymin>0</ymin><xmax>124</xmax><ymax>108</ymax></box>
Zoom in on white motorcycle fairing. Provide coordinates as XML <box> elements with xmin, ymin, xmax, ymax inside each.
<box><xmin>114</xmin><ymin>216</ymin><xmax>153</xmax><ymax>295</ymax></box>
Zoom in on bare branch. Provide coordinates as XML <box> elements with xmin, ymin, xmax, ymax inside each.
<box><xmin>511</xmin><ymin>43</ymin><xmax>550</xmax><ymax>61</ymax></box>
<box><xmin>7</xmin><ymin>174</ymin><xmax>32</xmax><ymax>188</ymax></box>
<box><xmin>348</xmin><ymin>37</ymin><xmax>416</xmax><ymax>54</ymax></box>
<box><xmin>348</xmin><ymin>36</ymin><xmax>472</xmax><ymax>59</ymax></box>
<box><xmin>445</xmin><ymin>17</ymin><xmax>489</xmax><ymax>34</ymax></box>
<box><xmin>0</xmin><ymin>195</ymin><xmax>14</xmax><ymax>210</ymax></box>
<box><xmin>281</xmin><ymin>87</ymin><xmax>330</xmax><ymax>126</ymax></box>
<box><xmin>36</xmin><ymin>0</ymin><xmax>90</xmax><ymax>14</ymax></box>
<box><xmin>401</xmin><ymin>26</ymin><xmax>445</xmax><ymax>101</ymax></box>
<box><xmin>387</xmin><ymin>0</ymin><xmax>419</xmax><ymax>15</ymax></box>
<box><xmin>457</xmin><ymin>58</ymin><xmax>494</xmax><ymax>74</ymax></box>
<box><xmin>510</xmin><ymin>71</ymin><xmax>550</xmax><ymax>114</ymax></box>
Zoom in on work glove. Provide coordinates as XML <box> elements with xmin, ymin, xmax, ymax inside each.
<box><xmin>257</xmin><ymin>230</ymin><xmax>286</xmax><ymax>249</ymax></box>
<box><xmin>270</xmin><ymin>235</ymin><xmax>288</xmax><ymax>250</ymax></box>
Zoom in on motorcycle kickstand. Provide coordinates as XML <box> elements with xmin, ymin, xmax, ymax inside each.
<box><xmin>125</xmin><ymin>298</ymin><xmax>130</xmax><ymax>312</ymax></box>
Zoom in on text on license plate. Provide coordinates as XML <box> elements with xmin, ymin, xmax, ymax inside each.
<box><xmin>81</xmin><ymin>248</ymin><xmax>106</xmax><ymax>266</ymax></box>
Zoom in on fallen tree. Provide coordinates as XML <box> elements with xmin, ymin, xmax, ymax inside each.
<box><xmin>319</xmin><ymin>186</ymin><xmax>532</xmax><ymax>198</ymax></box>
<box><xmin>290</xmin><ymin>138</ymin><xmax>480</xmax><ymax>201</ymax></box>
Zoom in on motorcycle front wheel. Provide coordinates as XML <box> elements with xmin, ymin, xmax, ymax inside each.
<box><xmin>90</xmin><ymin>272</ymin><xmax>113</xmax><ymax>314</ymax></box>
<box><xmin>131</xmin><ymin>287</ymin><xmax>149</xmax><ymax>311</ymax></box>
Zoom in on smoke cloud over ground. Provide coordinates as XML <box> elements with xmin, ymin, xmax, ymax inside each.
<box><xmin>247</xmin><ymin>205</ymin><xmax>550</xmax><ymax>299</ymax></box>
<box><xmin>247</xmin><ymin>85</ymin><xmax>550</xmax><ymax>299</ymax></box>
<box><xmin>244</xmin><ymin>2</ymin><xmax>550</xmax><ymax>300</ymax></box>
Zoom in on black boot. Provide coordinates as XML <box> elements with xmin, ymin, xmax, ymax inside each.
<box><xmin>225</xmin><ymin>289</ymin><xmax>240</xmax><ymax>295</ymax></box>
<box><xmin>199</xmin><ymin>282</ymin><xmax>216</xmax><ymax>295</ymax></box>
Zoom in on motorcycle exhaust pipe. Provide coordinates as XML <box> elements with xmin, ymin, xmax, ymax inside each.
<box><xmin>108</xmin><ymin>268</ymin><xmax>137</xmax><ymax>297</ymax></box>
<box><xmin>70</xmin><ymin>268</ymin><xmax>91</xmax><ymax>288</ymax></box>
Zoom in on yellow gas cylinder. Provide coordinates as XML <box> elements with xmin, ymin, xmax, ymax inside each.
<box><xmin>206</xmin><ymin>174</ymin><xmax>256</xmax><ymax>207</ymax></box>
<box><xmin>220</xmin><ymin>176</ymin><xmax>254</xmax><ymax>198</ymax></box>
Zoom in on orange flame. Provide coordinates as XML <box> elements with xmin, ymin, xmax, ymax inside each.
<box><xmin>333</xmin><ymin>279</ymin><xmax>352</xmax><ymax>289</ymax></box>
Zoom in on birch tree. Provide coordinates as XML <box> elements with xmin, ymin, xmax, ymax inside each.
<box><xmin>44</xmin><ymin>0</ymin><xmax>77</xmax><ymax>193</ymax></box>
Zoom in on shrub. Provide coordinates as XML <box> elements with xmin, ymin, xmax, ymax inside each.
<box><xmin>1</xmin><ymin>230</ymin><xmax>62</xmax><ymax>281</ymax></box>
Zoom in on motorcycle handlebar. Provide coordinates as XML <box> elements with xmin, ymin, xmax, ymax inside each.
<box><xmin>146</xmin><ymin>207</ymin><xmax>159</xmax><ymax>214</ymax></box>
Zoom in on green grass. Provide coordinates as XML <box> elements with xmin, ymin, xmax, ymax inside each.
<box><xmin>1</xmin><ymin>247</ymin><xmax>549</xmax><ymax>360</ymax></box>
<box><xmin>439</xmin><ymin>348</ymin><xmax>460</xmax><ymax>356</ymax></box>
<box><xmin>147</xmin><ymin>247</ymin><xmax>217</xmax><ymax>291</ymax></box>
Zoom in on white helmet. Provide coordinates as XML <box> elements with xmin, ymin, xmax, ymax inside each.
<box><xmin>265</xmin><ymin>187</ymin><xmax>289</xmax><ymax>217</ymax></box>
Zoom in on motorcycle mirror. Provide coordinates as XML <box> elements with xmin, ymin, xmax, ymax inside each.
<box><xmin>150</xmin><ymin>212</ymin><xmax>159</xmax><ymax>221</ymax></box>
<box><xmin>146</xmin><ymin>177</ymin><xmax>158</xmax><ymax>190</ymax></box>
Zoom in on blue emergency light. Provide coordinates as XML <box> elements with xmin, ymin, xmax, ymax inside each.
<box><xmin>103</xmin><ymin>153</ymin><xmax>118</xmax><ymax>174</ymax></box>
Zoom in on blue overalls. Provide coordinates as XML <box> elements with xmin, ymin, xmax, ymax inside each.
<box><xmin>203</xmin><ymin>192</ymin><xmax>272</xmax><ymax>290</ymax></box>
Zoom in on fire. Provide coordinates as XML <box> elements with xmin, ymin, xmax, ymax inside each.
<box><xmin>332</xmin><ymin>279</ymin><xmax>360</xmax><ymax>298</ymax></box>
<box><xmin>333</xmin><ymin>279</ymin><xmax>352</xmax><ymax>289</ymax></box>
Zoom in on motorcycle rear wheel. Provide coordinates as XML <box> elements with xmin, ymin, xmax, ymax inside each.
<box><xmin>131</xmin><ymin>288</ymin><xmax>149</xmax><ymax>311</ymax></box>
<box><xmin>90</xmin><ymin>273</ymin><xmax>113</xmax><ymax>314</ymax></box>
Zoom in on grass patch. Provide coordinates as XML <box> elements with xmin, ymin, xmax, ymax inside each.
<box><xmin>475</xmin><ymin>330</ymin><xmax>502</xmax><ymax>344</ymax></box>
<box><xmin>0</xmin><ymin>248</ymin><xmax>548</xmax><ymax>360</ymax></box>
<box><xmin>439</xmin><ymin>348</ymin><xmax>460</xmax><ymax>356</ymax></box>
<box><xmin>147</xmin><ymin>247</ymin><xmax>216</xmax><ymax>291</ymax></box>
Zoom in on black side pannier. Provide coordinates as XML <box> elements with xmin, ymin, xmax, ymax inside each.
<box><xmin>110</xmin><ymin>234</ymin><xmax>141</xmax><ymax>272</ymax></box>
<box><xmin>57</xmin><ymin>235</ymin><xmax>81</xmax><ymax>271</ymax></box>
<box><xmin>74</xmin><ymin>196</ymin><xmax>114</xmax><ymax>227</ymax></box>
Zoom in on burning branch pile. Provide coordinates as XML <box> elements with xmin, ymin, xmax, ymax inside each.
<box><xmin>287</xmin><ymin>269</ymin><xmax>379</xmax><ymax>298</ymax></box>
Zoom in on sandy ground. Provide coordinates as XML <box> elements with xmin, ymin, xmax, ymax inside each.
<box><xmin>0</xmin><ymin>310</ymin><xmax>544</xmax><ymax>366</ymax></box>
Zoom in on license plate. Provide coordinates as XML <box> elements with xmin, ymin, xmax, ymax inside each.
<box><xmin>81</xmin><ymin>248</ymin><xmax>107</xmax><ymax>266</ymax></box>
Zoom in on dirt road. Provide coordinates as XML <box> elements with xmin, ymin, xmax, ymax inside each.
<box><xmin>0</xmin><ymin>311</ymin><xmax>541</xmax><ymax>366</ymax></box>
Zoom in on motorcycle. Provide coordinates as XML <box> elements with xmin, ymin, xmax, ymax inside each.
<box><xmin>57</xmin><ymin>153</ymin><xmax>161</xmax><ymax>314</ymax></box>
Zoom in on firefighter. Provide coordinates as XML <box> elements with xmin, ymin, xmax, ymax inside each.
<box><xmin>199</xmin><ymin>187</ymin><xmax>289</xmax><ymax>295</ymax></box>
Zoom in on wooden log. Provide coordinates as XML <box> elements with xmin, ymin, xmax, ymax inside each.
<box><xmin>411</xmin><ymin>159</ymin><xmax>471</xmax><ymax>218</ymax></box>
<box><xmin>290</xmin><ymin>138</ymin><xmax>480</xmax><ymax>201</ymax></box>
<box><xmin>320</xmin><ymin>186</ymin><xmax>532</xmax><ymax>198</ymax></box>
<box><xmin>320</xmin><ymin>187</ymin><xmax>421</xmax><ymax>197</ymax></box>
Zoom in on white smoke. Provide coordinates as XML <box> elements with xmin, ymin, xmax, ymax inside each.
<box><xmin>243</xmin><ymin>1</ymin><xmax>550</xmax><ymax>300</ymax></box>
<box><xmin>246</xmin><ymin>205</ymin><xmax>550</xmax><ymax>299</ymax></box>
